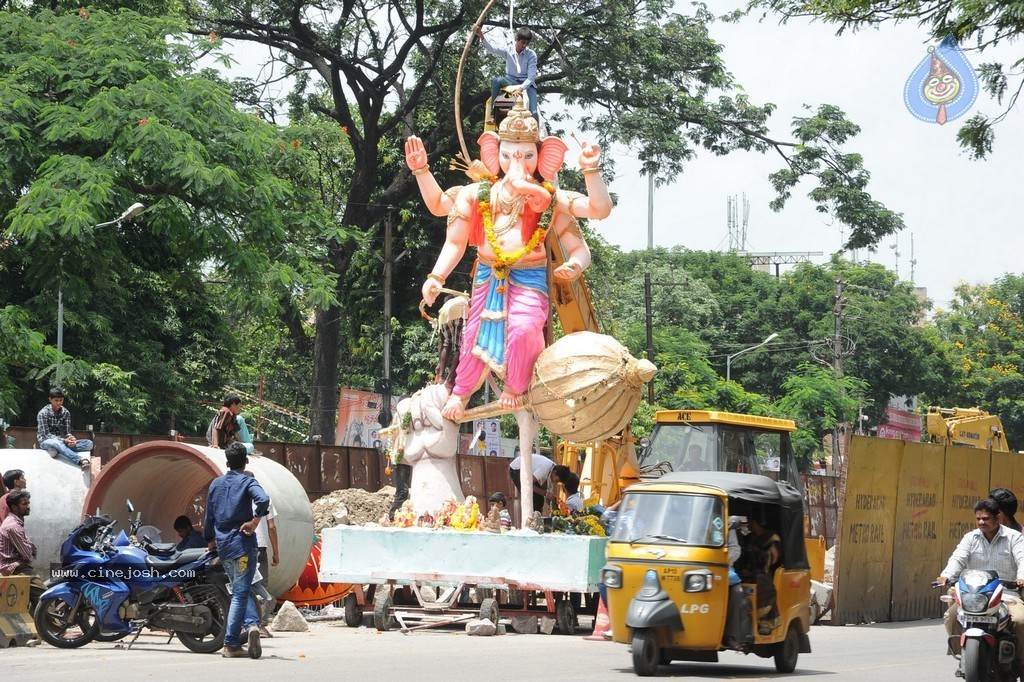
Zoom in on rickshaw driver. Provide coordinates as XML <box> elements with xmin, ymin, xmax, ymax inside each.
<box><xmin>723</xmin><ymin>515</ymin><xmax>753</xmax><ymax>648</ymax></box>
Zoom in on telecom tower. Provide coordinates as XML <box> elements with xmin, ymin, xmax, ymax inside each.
<box><xmin>726</xmin><ymin>193</ymin><xmax>821</xmax><ymax>277</ymax></box>
<box><xmin>727</xmin><ymin>193</ymin><xmax>749</xmax><ymax>252</ymax></box>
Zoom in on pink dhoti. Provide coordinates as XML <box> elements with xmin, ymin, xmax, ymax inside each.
<box><xmin>452</xmin><ymin>261</ymin><xmax>549</xmax><ymax>398</ymax></box>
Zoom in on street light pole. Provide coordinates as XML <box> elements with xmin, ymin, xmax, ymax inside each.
<box><xmin>56</xmin><ymin>201</ymin><xmax>145</xmax><ymax>385</ymax></box>
<box><xmin>726</xmin><ymin>332</ymin><xmax>779</xmax><ymax>382</ymax></box>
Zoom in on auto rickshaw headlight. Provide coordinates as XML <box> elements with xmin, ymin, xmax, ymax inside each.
<box><xmin>684</xmin><ymin>569</ymin><xmax>713</xmax><ymax>593</ymax></box>
<box><xmin>601</xmin><ymin>565</ymin><xmax>623</xmax><ymax>589</ymax></box>
<box><xmin>637</xmin><ymin>569</ymin><xmax>663</xmax><ymax>598</ymax></box>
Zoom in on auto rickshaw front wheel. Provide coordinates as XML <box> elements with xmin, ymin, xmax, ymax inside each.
<box><xmin>774</xmin><ymin>622</ymin><xmax>800</xmax><ymax>673</ymax></box>
<box><xmin>631</xmin><ymin>628</ymin><xmax>660</xmax><ymax>677</ymax></box>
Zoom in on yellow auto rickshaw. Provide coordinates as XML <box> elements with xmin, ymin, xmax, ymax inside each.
<box><xmin>600</xmin><ymin>471</ymin><xmax>811</xmax><ymax>676</ymax></box>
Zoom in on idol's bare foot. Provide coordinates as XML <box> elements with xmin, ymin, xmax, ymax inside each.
<box><xmin>442</xmin><ymin>394</ymin><xmax>468</xmax><ymax>421</ymax></box>
<box><xmin>499</xmin><ymin>390</ymin><xmax>524</xmax><ymax>410</ymax></box>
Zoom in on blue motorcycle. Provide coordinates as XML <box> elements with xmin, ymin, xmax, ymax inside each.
<box><xmin>35</xmin><ymin>501</ymin><xmax>230</xmax><ymax>652</ymax></box>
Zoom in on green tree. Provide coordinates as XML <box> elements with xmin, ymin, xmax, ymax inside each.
<box><xmin>753</xmin><ymin>0</ymin><xmax>1024</xmax><ymax>158</ymax></box>
<box><xmin>0</xmin><ymin>9</ymin><xmax>340</xmax><ymax>432</ymax></box>
<box><xmin>928</xmin><ymin>276</ymin><xmax>1024</xmax><ymax>446</ymax></box>
<box><xmin>764</xmin><ymin>256</ymin><xmax>947</xmax><ymax>428</ymax></box>
<box><xmin>774</xmin><ymin>362</ymin><xmax>868</xmax><ymax>470</ymax></box>
<box><xmin>591</xmin><ymin>248</ymin><xmax>950</xmax><ymax>435</ymax></box>
<box><xmin>185</xmin><ymin>0</ymin><xmax>901</xmax><ymax>441</ymax></box>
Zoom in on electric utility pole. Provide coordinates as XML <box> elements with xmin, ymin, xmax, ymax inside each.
<box><xmin>832</xmin><ymin>278</ymin><xmax>847</xmax><ymax>465</ymax></box>
<box><xmin>644</xmin><ymin>272</ymin><xmax>654</xmax><ymax>404</ymax></box>
<box><xmin>377</xmin><ymin>213</ymin><xmax>407</xmax><ymax>428</ymax></box>
<box><xmin>643</xmin><ymin>274</ymin><xmax>689</xmax><ymax>405</ymax></box>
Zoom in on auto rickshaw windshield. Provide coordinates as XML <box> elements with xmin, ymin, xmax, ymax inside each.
<box><xmin>610</xmin><ymin>493</ymin><xmax>725</xmax><ymax>546</ymax></box>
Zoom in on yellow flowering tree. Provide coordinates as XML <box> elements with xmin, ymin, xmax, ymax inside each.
<box><xmin>930</xmin><ymin>277</ymin><xmax>1024</xmax><ymax>446</ymax></box>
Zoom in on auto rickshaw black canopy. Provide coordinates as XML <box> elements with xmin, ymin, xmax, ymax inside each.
<box><xmin>650</xmin><ymin>471</ymin><xmax>810</xmax><ymax>570</ymax></box>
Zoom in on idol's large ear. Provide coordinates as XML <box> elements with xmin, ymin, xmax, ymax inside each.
<box><xmin>477</xmin><ymin>131</ymin><xmax>501</xmax><ymax>176</ymax></box>
<box><xmin>537</xmin><ymin>136</ymin><xmax>569</xmax><ymax>181</ymax></box>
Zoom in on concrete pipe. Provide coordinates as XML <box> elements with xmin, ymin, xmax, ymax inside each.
<box><xmin>0</xmin><ymin>449</ymin><xmax>90</xmax><ymax>574</ymax></box>
<box><xmin>83</xmin><ymin>442</ymin><xmax>314</xmax><ymax>597</ymax></box>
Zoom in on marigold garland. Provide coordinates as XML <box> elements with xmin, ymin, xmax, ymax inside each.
<box><xmin>450</xmin><ymin>496</ymin><xmax>481</xmax><ymax>531</ymax></box>
<box><xmin>477</xmin><ymin>177</ymin><xmax>556</xmax><ymax>280</ymax></box>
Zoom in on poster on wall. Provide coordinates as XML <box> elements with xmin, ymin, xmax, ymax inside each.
<box><xmin>878</xmin><ymin>406</ymin><xmax>923</xmax><ymax>442</ymax></box>
<box><xmin>335</xmin><ymin>389</ymin><xmax>400</xmax><ymax>448</ymax></box>
<box><xmin>472</xmin><ymin>419</ymin><xmax>502</xmax><ymax>457</ymax></box>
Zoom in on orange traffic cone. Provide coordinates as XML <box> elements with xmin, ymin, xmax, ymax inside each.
<box><xmin>584</xmin><ymin>596</ymin><xmax>611</xmax><ymax>641</ymax></box>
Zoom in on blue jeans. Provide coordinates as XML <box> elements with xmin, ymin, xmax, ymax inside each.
<box><xmin>40</xmin><ymin>438</ymin><xmax>92</xmax><ymax>466</ymax></box>
<box><xmin>491</xmin><ymin>76</ymin><xmax>538</xmax><ymax>120</ymax></box>
<box><xmin>223</xmin><ymin>549</ymin><xmax>260</xmax><ymax>648</ymax></box>
<box><xmin>235</xmin><ymin>416</ymin><xmax>255</xmax><ymax>455</ymax></box>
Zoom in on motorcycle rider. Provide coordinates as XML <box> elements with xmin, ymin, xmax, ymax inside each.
<box><xmin>990</xmin><ymin>487</ymin><xmax>1023</xmax><ymax>533</ymax></box>
<box><xmin>935</xmin><ymin>498</ymin><xmax>1024</xmax><ymax>667</ymax></box>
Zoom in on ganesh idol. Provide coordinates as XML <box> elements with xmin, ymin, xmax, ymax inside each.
<box><xmin>406</xmin><ymin>96</ymin><xmax>612</xmax><ymax>421</ymax></box>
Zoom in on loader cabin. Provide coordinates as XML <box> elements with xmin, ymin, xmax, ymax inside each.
<box><xmin>637</xmin><ymin>411</ymin><xmax>801</xmax><ymax>489</ymax></box>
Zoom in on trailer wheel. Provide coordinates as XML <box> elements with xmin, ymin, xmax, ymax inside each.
<box><xmin>479</xmin><ymin>598</ymin><xmax>499</xmax><ymax>625</ymax></box>
<box><xmin>556</xmin><ymin>600</ymin><xmax>576</xmax><ymax>635</ymax></box>
<box><xmin>344</xmin><ymin>593</ymin><xmax>361</xmax><ymax>628</ymax></box>
<box><xmin>373</xmin><ymin>592</ymin><xmax>395</xmax><ymax>632</ymax></box>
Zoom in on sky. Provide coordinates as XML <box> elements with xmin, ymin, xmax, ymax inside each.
<box><xmin>585</xmin><ymin>10</ymin><xmax>1024</xmax><ymax>309</ymax></box>
<box><xmin>218</xmin><ymin>7</ymin><xmax>1023</xmax><ymax>309</ymax></box>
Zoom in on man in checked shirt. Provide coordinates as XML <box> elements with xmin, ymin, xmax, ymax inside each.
<box><xmin>37</xmin><ymin>387</ymin><xmax>92</xmax><ymax>469</ymax></box>
<box><xmin>935</xmin><ymin>497</ymin><xmax>1024</xmax><ymax>663</ymax></box>
<box><xmin>0</xmin><ymin>490</ymin><xmax>46</xmax><ymax>612</ymax></box>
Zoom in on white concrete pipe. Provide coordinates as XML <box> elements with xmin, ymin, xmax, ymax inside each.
<box><xmin>0</xmin><ymin>449</ymin><xmax>90</xmax><ymax>574</ymax></box>
<box><xmin>84</xmin><ymin>442</ymin><xmax>314</xmax><ymax>597</ymax></box>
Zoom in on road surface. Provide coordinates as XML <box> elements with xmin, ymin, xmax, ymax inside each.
<box><xmin>6</xmin><ymin>616</ymin><xmax>954</xmax><ymax>681</ymax></box>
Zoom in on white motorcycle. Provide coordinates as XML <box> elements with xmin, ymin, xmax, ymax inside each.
<box><xmin>939</xmin><ymin>569</ymin><xmax>1020</xmax><ymax>682</ymax></box>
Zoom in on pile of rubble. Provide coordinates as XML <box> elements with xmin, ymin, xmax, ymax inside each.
<box><xmin>312</xmin><ymin>486</ymin><xmax>395</xmax><ymax>533</ymax></box>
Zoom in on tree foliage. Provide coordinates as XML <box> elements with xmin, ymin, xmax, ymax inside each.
<box><xmin>928</xmin><ymin>276</ymin><xmax>1024</xmax><ymax>447</ymax></box>
<box><xmin>0</xmin><ymin>8</ymin><xmax>341</xmax><ymax>432</ymax></box>
<box><xmin>585</xmin><ymin>247</ymin><xmax>953</xmax><ymax>463</ymax></box>
<box><xmin>752</xmin><ymin>0</ymin><xmax>1024</xmax><ymax>158</ymax></box>
<box><xmin>179</xmin><ymin>0</ymin><xmax>902</xmax><ymax>441</ymax></box>
<box><xmin>774</xmin><ymin>362</ymin><xmax>868</xmax><ymax>469</ymax></box>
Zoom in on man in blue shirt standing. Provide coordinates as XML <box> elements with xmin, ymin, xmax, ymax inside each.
<box><xmin>474</xmin><ymin>26</ymin><xmax>539</xmax><ymax>121</ymax></box>
<box><xmin>205</xmin><ymin>442</ymin><xmax>270</xmax><ymax>658</ymax></box>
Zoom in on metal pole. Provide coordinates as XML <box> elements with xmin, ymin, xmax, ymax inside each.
<box><xmin>644</xmin><ymin>272</ymin><xmax>654</xmax><ymax>404</ymax></box>
<box><xmin>381</xmin><ymin>215</ymin><xmax>394</xmax><ymax>424</ymax></box>
<box><xmin>56</xmin><ymin>283</ymin><xmax>64</xmax><ymax>386</ymax></box>
<box><xmin>833</xmin><ymin>279</ymin><xmax>845</xmax><ymax>466</ymax></box>
<box><xmin>726</xmin><ymin>333</ymin><xmax>778</xmax><ymax>383</ymax></box>
<box><xmin>647</xmin><ymin>174</ymin><xmax>654</xmax><ymax>250</ymax></box>
<box><xmin>257</xmin><ymin>374</ymin><xmax>265</xmax><ymax>439</ymax></box>
<box><xmin>54</xmin><ymin>202</ymin><xmax>143</xmax><ymax>387</ymax></box>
